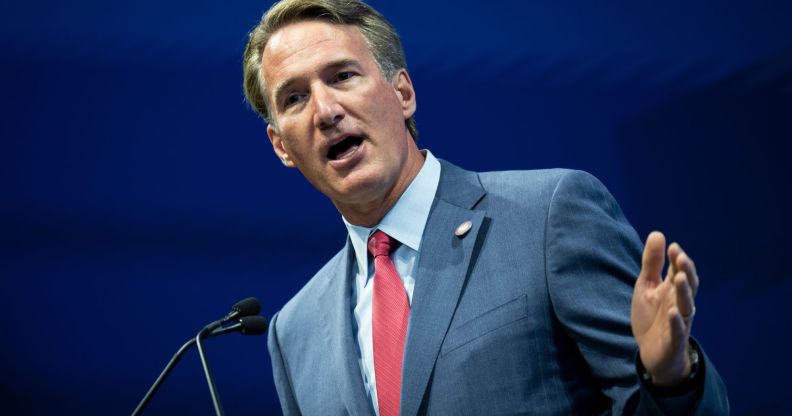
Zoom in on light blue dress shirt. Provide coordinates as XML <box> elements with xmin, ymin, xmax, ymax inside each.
<box><xmin>342</xmin><ymin>150</ymin><xmax>441</xmax><ymax>415</ymax></box>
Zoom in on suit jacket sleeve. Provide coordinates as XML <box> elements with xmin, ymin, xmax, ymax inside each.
<box><xmin>267</xmin><ymin>311</ymin><xmax>303</xmax><ymax>416</ymax></box>
<box><xmin>544</xmin><ymin>170</ymin><xmax>729</xmax><ymax>415</ymax></box>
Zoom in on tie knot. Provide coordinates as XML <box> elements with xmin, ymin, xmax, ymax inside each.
<box><xmin>368</xmin><ymin>230</ymin><xmax>397</xmax><ymax>258</ymax></box>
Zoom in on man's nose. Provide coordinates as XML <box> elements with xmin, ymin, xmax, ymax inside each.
<box><xmin>312</xmin><ymin>85</ymin><xmax>344</xmax><ymax>129</ymax></box>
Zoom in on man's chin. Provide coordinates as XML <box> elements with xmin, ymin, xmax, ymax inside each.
<box><xmin>326</xmin><ymin>172</ymin><xmax>394</xmax><ymax>206</ymax></box>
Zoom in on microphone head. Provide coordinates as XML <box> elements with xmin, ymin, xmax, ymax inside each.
<box><xmin>231</xmin><ymin>297</ymin><xmax>261</xmax><ymax>318</ymax></box>
<box><xmin>239</xmin><ymin>316</ymin><xmax>268</xmax><ymax>335</ymax></box>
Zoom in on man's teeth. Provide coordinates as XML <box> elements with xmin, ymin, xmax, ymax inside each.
<box><xmin>335</xmin><ymin>144</ymin><xmax>359</xmax><ymax>160</ymax></box>
<box><xmin>328</xmin><ymin>136</ymin><xmax>364</xmax><ymax>160</ymax></box>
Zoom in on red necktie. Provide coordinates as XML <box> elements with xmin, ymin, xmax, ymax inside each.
<box><xmin>368</xmin><ymin>230</ymin><xmax>410</xmax><ymax>416</ymax></box>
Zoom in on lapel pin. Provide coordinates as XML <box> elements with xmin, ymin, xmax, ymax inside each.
<box><xmin>455</xmin><ymin>220</ymin><xmax>473</xmax><ymax>237</ymax></box>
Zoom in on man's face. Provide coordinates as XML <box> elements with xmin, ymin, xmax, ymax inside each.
<box><xmin>262</xmin><ymin>20</ymin><xmax>419</xmax><ymax>212</ymax></box>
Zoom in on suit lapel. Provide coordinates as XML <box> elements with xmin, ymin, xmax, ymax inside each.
<box><xmin>318</xmin><ymin>240</ymin><xmax>374</xmax><ymax>416</ymax></box>
<box><xmin>400</xmin><ymin>161</ymin><xmax>488</xmax><ymax>416</ymax></box>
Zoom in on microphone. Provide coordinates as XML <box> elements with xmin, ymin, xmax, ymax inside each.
<box><xmin>204</xmin><ymin>297</ymin><xmax>262</xmax><ymax>333</ymax></box>
<box><xmin>132</xmin><ymin>298</ymin><xmax>267</xmax><ymax>416</ymax></box>
<box><xmin>210</xmin><ymin>316</ymin><xmax>268</xmax><ymax>337</ymax></box>
<box><xmin>223</xmin><ymin>297</ymin><xmax>261</xmax><ymax>322</ymax></box>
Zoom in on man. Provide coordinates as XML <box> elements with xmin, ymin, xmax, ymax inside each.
<box><xmin>242</xmin><ymin>0</ymin><xmax>729</xmax><ymax>414</ymax></box>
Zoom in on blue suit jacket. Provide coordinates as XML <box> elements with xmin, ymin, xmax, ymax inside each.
<box><xmin>267</xmin><ymin>160</ymin><xmax>728</xmax><ymax>415</ymax></box>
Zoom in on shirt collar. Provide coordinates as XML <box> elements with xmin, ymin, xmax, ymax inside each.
<box><xmin>343</xmin><ymin>150</ymin><xmax>441</xmax><ymax>277</ymax></box>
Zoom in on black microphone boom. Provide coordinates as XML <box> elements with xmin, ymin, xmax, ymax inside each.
<box><xmin>132</xmin><ymin>298</ymin><xmax>267</xmax><ymax>416</ymax></box>
<box><xmin>195</xmin><ymin>314</ymin><xmax>268</xmax><ymax>416</ymax></box>
<box><xmin>131</xmin><ymin>337</ymin><xmax>197</xmax><ymax>416</ymax></box>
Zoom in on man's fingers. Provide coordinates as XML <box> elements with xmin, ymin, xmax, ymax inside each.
<box><xmin>674</xmin><ymin>271</ymin><xmax>695</xmax><ymax>326</ymax></box>
<box><xmin>668</xmin><ymin>306</ymin><xmax>689</xmax><ymax>347</ymax></box>
<box><xmin>676</xmin><ymin>251</ymin><xmax>700</xmax><ymax>296</ymax></box>
<box><xmin>639</xmin><ymin>231</ymin><xmax>666</xmax><ymax>286</ymax></box>
<box><xmin>667</xmin><ymin>242</ymin><xmax>680</xmax><ymax>279</ymax></box>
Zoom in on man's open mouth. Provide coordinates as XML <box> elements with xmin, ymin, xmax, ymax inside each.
<box><xmin>327</xmin><ymin>135</ymin><xmax>364</xmax><ymax>160</ymax></box>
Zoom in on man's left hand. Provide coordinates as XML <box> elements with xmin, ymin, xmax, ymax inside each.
<box><xmin>631</xmin><ymin>231</ymin><xmax>700</xmax><ymax>387</ymax></box>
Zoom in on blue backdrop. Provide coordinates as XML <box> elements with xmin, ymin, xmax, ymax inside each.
<box><xmin>2</xmin><ymin>0</ymin><xmax>790</xmax><ymax>414</ymax></box>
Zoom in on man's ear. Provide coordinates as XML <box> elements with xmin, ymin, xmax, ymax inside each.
<box><xmin>267</xmin><ymin>124</ymin><xmax>296</xmax><ymax>168</ymax></box>
<box><xmin>392</xmin><ymin>69</ymin><xmax>416</xmax><ymax>119</ymax></box>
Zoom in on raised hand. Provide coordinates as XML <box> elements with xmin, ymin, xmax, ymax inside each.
<box><xmin>631</xmin><ymin>231</ymin><xmax>700</xmax><ymax>387</ymax></box>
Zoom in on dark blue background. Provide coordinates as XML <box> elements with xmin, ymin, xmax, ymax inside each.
<box><xmin>2</xmin><ymin>0</ymin><xmax>790</xmax><ymax>414</ymax></box>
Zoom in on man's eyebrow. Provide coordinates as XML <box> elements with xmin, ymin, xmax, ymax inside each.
<box><xmin>272</xmin><ymin>59</ymin><xmax>361</xmax><ymax>107</ymax></box>
<box><xmin>324</xmin><ymin>58</ymin><xmax>360</xmax><ymax>72</ymax></box>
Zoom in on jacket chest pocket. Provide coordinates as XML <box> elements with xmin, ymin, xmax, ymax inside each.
<box><xmin>440</xmin><ymin>294</ymin><xmax>529</xmax><ymax>357</ymax></box>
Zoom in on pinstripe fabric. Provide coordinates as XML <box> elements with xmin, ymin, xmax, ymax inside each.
<box><xmin>266</xmin><ymin>161</ymin><xmax>729</xmax><ymax>416</ymax></box>
<box><xmin>369</xmin><ymin>231</ymin><xmax>409</xmax><ymax>416</ymax></box>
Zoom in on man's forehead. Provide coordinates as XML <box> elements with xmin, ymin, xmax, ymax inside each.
<box><xmin>264</xmin><ymin>20</ymin><xmax>366</xmax><ymax>64</ymax></box>
<box><xmin>262</xmin><ymin>20</ymin><xmax>373</xmax><ymax>98</ymax></box>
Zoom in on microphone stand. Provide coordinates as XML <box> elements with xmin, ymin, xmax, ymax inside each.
<box><xmin>132</xmin><ymin>338</ymin><xmax>197</xmax><ymax>416</ymax></box>
<box><xmin>132</xmin><ymin>322</ymin><xmax>232</xmax><ymax>416</ymax></box>
<box><xmin>196</xmin><ymin>323</ymin><xmax>225</xmax><ymax>416</ymax></box>
<box><xmin>131</xmin><ymin>298</ymin><xmax>263</xmax><ymax>415</ymax></box>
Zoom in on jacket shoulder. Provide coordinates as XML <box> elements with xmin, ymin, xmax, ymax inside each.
<box><xmin>479</xmin><ymin>167</ymin><xmax>595</xmax><ymax>190</ymax></box>
<box><xmin>476</xmin><ymin>168</ymin><xmax>604</xmax><ymax>206</ymax></box>
<box><xmin>274</xmin><ymin>244</ymin><xmax>348</xmax><ymax>331</ymax></box>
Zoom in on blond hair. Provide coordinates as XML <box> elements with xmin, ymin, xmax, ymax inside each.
<box><xmin>242</xmin><ymin>0</ymin><xmax>418</xmax><ymax>140</ymax></box>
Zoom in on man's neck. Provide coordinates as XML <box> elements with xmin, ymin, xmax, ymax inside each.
<box><xmin>335</xmin><ymin>147</ymin><xmax>425</xmax><ymax>227</ymax></box>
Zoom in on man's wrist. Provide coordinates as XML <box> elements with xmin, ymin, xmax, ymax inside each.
<box><xmin>638</xmin><ymin>342</ymin><xmax>702</xmax><ymax>396</ymax></box>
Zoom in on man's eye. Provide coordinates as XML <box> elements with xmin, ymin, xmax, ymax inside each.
<box><xmin>284</xmin><ymin>94</ymin><xmax>305</xmax><ymax>107</ymax></box>
<box><xmin>335</xmin><ymin>71</ymin><xmax>355</xmax><ymax>82</ymax></box>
